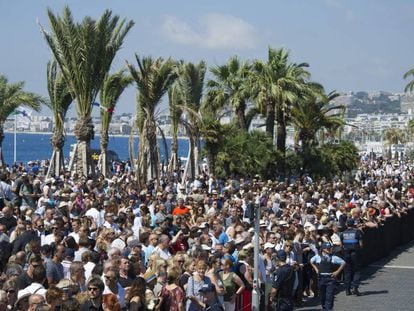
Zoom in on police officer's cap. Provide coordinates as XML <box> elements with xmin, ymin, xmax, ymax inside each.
<box><xmin>276</xmin><ymin>250</ymin><xmax>287</xmax><ymax>261</ymax></box>
<box><xmin>346</xmin><ymin>218</ymin><xmax>355</xmax><ymax>226</ymax></box>
<box><xmin>321</xmin><ymin>242</ymin><xmax>333</xmax><ymax>250</ymax></box>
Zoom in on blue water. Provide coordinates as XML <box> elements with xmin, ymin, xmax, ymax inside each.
<box><xmin>2</xmin><ymin>132</ymin><xmax>189</xmax><ymax>165</ymax></box>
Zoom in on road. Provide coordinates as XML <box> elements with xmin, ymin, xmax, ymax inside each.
<box><xmin>297</xmin><ymin>240</ymin><xmax>414</xmax><ymax>311</ymax></box>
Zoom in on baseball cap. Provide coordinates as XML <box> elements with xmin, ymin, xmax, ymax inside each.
<box><xmin>199</xmin><ymin>283</ymin><xmax>216</xmax><ymax>293</ymax></box>
<box><xmin>276</xmin><ymin>250</ymin><xmax>287</xmax><ymax>261</ymax></box>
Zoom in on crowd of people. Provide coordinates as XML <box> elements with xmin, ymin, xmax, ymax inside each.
<box><xmin>0</xmin><ymin>155</ymin><xmax>413</xmax><ymax>311</ymax></box>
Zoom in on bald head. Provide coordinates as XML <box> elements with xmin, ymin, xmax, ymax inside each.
<box><xmin>28</xmin><ymin>294</ymin><xmax>45</xmax><ymax>311</ymax></box>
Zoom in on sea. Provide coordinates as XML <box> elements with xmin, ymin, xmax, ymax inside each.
<box><xmin>2</xmin><ymin>132</ymin><xmax>190</xmax><ymax>165</ymax></box>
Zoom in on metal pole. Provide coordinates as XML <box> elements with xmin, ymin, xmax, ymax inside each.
<box><xmin>14</xmin><ymin>114</ymin><xmax>17</xmax><ymax>163</ymax></box>
<box><xmin>252</xmin><ymin>204</ymin><xmax>261</xmax><ymax>310</ymax></box>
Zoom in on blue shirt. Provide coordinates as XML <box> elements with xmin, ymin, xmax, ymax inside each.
<box><xmin>310</xmin><ymin>254</ymin><xmax>345</xmax><ymax>265</ymax></box>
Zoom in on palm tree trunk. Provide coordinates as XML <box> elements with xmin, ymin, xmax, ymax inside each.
<box><xmin>235</xmin><ymin>103</ymin><xmax>247</xmax><ymax>131</ymax></box>
<box><xmin>169</xmin><ymin>133</ymin><xmax>179</xmax><ymax>173</ymax></box>
<box><xmin>128</xmin><ymin>124</ymin><xmax>136</xmax><ymax>173</ymax></box>
<box><xmin>47</xmin><ymin>131</ymin><xmax>66</xmax><ymax>178</ymax></box>
<box><xmin>276</xmin><ymin>107</ymin><xmax>287</xmax><ymax>154</ymax></box>
<box><xmin>100</xmin><ymin>137</ymin><xmax>108</xmax><ymax>178</ymax></box>
<box><xmin>265</xmin><ymin>101</ymin><xmax>275</xmax><ymax>141</ymax></box>
<box><xmin>158</xmin><ymin>126</ymin><xmax>169</xmax><ymax>174</ymax></box>
<box><xmin>73</xmin><ymin>116</ymin><xmax>95</xmax><ymax>177</ymax></box>
<box><xmin>182</xmin><ymin>139</ymin><xmax>192</xmax><ymax>186</ymax></box>
<box><xmin>0</xmin><ymin>127</ymin><xmax>5</xmax><ymax>169</ymax></box>
<box><xmin>189</xmin><ymin>136</ymin><xmax>196</xmax><ymax>180</ymax></box>
<box><xmin>138</xmin><ymin>119</ymin><xmax>159</xmax><ymax>184</ymax></box>
<box><xmin>194</xmin><ymin>137</ymin><xmax>201</xmax><ymax>177</ymax></box>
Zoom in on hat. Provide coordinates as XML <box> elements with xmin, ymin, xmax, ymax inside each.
<box><xmin>56</xmin><ymin>279</ymin><xmax>71</xmax><ymax>289</ymax></box>
<box><xmin>278</xmin><ymin>220</ymin><xmax>288</xmax><ymax>227</ymax></box>
<box><xmin>59</xmin><ymin>201</ymin><xmax>69</xmax><ymax>208</ymax></box>
<box><xmin>199</xmin><ymin>283</ymin><xmax>216</xmax><ymax>293</ymax></box>
<box><xmin>276</xmin><ymin>250</ymin><xmax>287</xmax><ymax>261</ymax></box>
<box><xmin>346</xmin><ymin>218</ymin><xmax>355</xmax><ymax>226</ymax></box>
<box><xmin>15</xmin><ymin>290</ymin><xmax>31</xmax><ymax>307</ymax></box>
<box><xmin>201</xmin><ymin>244</ymin><xmax>212</xmax><ymax>251</ymax></box>
<box><xmin>264</xmin><ymin>242</ymin><xmax>275</xmax><ymax>250</ymax></box>
<box><xmin>242</xmin><ymin>243</ymin><xmax>254</xmax><ymax>250</ymax></box>
<box><xmin>211</xmin><ymin>190</ymin><xmax>218</xmax><ymax>195</ymax></box>
<box><xmin>259</xmin><ymin>221</ymin><xmax>267</xmax><ymax>228</ymax></box>
<box><xmin>198</xmin><ymin>222</ymin><xmax>209</xmax><ymax>229</ymax></box>
<box><xmin>321</xmin><ymin>242</ymin><xmax>333</xmax><ymax>250</ymax></box>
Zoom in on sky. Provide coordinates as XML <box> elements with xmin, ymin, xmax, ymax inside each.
<box><xmin>1</xmin><ymin>0</ymin><xmax>414</xmax><ymax>116</ymax></box>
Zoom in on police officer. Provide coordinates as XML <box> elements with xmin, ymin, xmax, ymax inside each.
<box><xmin>269</xmin><ymin>250</ymin><xmax>295</xmax><ymax>311</ymax></box>
<box><xmin>340</xmin><ymin>218</ymin><xmax>363</xmax><ymax>296</ymax></box>
<box><xmin>310</xmin><ymin>243</ymin><xmax>346</xmax><ymax>311</ymax></box>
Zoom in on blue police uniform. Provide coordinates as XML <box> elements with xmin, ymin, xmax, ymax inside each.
<box><xmin>311</xmin><ymin>252</ymin><xmax>345</xmax><ymax>311</ymax></box>
<box><xmin>340</xmin><ymin>222</ymin><xmax>363</xmax><ymax>295</ymax></box>
<box><xmin>272</xmin><ymin>264</ymin><xmax>295</xmax><ymax>311</ymax></box>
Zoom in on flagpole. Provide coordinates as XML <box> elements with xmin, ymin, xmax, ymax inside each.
<box><xmin>14</xmin><ymin>113</ymin><xmax>17</xmax><ymax>163</ymax></box>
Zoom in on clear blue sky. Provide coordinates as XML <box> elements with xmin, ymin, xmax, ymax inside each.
<box><xmin>1</xmin><ymin>0</ymin><xmax>413</xmax><ymax>115</ymax></box>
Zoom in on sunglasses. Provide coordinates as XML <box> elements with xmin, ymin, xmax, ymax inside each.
<box><xmin>88</xmin><ymin>287</ymin><xmax>99</xmax><ymax>291</ymax></box>
<box><xmin>104</xmin><ymin>275</ymin><xmax>115</xmax><ymax>281</ymax></box>
<box><xmin>6</xmin><ymin>289</ymin><xmax>16</xmax><ymax>294</ymax></box>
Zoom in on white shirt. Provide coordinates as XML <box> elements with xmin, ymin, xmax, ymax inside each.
<box><xmin>153</xmin><ymin>246</ymin><xmax>171</xmax><ymax>260</ymax></box>
<box><xmin>74</xmin><ymin>247</ymin><xmax>89</xmax><ymax>262</ymax></box>
<box><xmin>85</xmin><ymin>207</ymin><xmax>103</xmax><ymax>227</ymax></box>
<box><xmin>42</xmin><ymin>233</ymin><xmax>55</xmax><ymax>246</ymax></box>
<box><xmin>22</xmin><ymin>282</ymin><xmax>47</xmax><ymax>297</ymax></box>
<box><xmin>69</xmin><ymin>232</ymin><xmax>80</xmax><ymax>244</ymax></box>
<box><xmin>84</xmin><ymin>261</ymin><xmax>96</xmax><ymax>281</ymax></box>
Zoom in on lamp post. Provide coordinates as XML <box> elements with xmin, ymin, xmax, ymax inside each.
<box><xmin>252</xmin><ymin>203</ymin><xmax>261</xmax><ymax>310</ymax></box>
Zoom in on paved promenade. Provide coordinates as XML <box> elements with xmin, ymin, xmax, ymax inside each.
<box><xmin>297</xmin><ymin>240</ymin><xmax>414</xmax><ymax>311</ymax></box>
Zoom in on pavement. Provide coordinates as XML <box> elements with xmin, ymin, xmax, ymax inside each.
<box><xmin>296</xmin><ymin>240</ymin><xmax>414</xmax><ymax>311</ymax></box>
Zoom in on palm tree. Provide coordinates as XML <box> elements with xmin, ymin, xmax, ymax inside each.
<box><xmin>45</xmin><ymin>60</ymin><xmax>73</xmax><ymax>178</ymax></box>
<box><xmin>99</xmin><ymin>69</ymin><xmax>133</xmax><ymax>177</ymax></box>
<box><xmin>207</xmin><ymin>56</ymin><xmax>251</xmax><ymax>131</ymax></box>
<box><xmin>176</xmin><ymin>61</ymin><xmax>206</xmax><ymax>181</ymax></box>
<box><xmin>251</xmin><ymin>47</ymin><xmax>310</xmax><ymax>153</ymax></box>
<box><xmin>291</xmin><ymin>88</ymin><xmax>345</xmax><ymax>151</ymax></box>
<box><xmin>383</xmin><ymin>128</ymin><xmax>407</xmax><ymax>159</ymax></box>
<box><xmin>403</xmin><ymin>68</ymin><xmax>414</xmax><ymax>93</ymax></box>
<box><xmin>126</xmin><ymin>55</ymin><xmax>177</xmax><ymax>185</ymax></box>
<box><xmin>167</xmin><ymin>80</ymin><xmax>184</xmax><ymax>173</ymax></box>
<box><xmin>40</xmin><ymin>6</ymin><xmax>134</xmax><ymax>177</ymax></box>
<box><xmin>0</xmin><ymin>75</ymin><xmax>44</xmax><ymax>169</ymax></box>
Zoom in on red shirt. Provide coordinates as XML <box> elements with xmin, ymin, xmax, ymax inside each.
<box><xmin>172</xmin><ymin>206</ymin><xmax>190</xmax><ymax>215</ymax></box>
